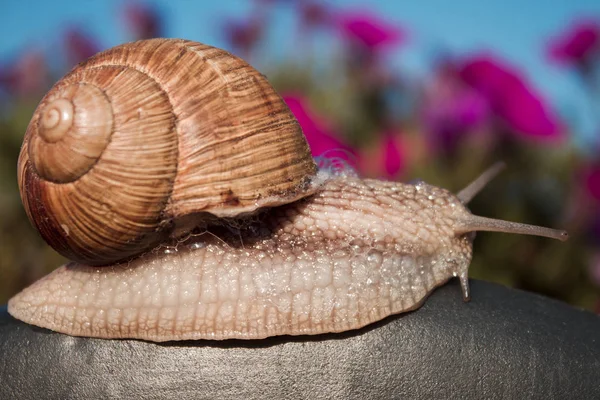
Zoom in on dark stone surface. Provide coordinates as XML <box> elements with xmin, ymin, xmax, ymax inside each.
<box><xmin>1</xmin><ymin>279</ymin><xmax>599</xmax><ymax>399</ymax></box>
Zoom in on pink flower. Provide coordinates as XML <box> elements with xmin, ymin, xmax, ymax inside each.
<box><xmin>223</xmin><ymin>17</ymin><xmax>263</xmax><ymax>59</ymax></box>
<box><xmin>423</xmin><ymin>61</ymin><xmax>490</xmax><ymax>153</ymax></box>
<box><xmin>124</xmin><ymin>2</ymin><xmax>162</xmax><ymax>40</ymax></box>
<box><xmin>64</xmin><ymin>28</ymin><xmax>100</xmax><ymax>66</ymax></box>
<box><xmin>548</xmin><ymin>20</ymin><xmax>600</xmax><ymax>67</ymax></box>
<box><xmin>282</xmin><ymin>94</ymin><xmax>353</xmax><ymax>162</ymax></box>
<box><xmin>582</xmin><ymin>164</ymin><xmax>600</xmax><ymax>202</ymax></box>
<box><xmin>459</xmin><ymin>55</ymin><xmax>562</xmax><ymax>141</ymax></box>
<box><xmin>299</xmin><ymin>1</ymin><xmax>331</xmax><ymax>29</ymax></box>
<box><xmin>572</xmin><ymin>163</ymin><xmax>600</xmax><ymax>247</ymax></box>
<box><xmin>335</xmin><ymin>10</ymin><xmax>405</xmax><ymax>52</ymax></box>
<box><xmin>356</xmin><ymin>131</ymin><xmax>406</xmax><ymax>179</ymax></box>
<box><xmin>379</xmin><ymin>133</ymin><xmax>405</xmax><ymax>178</ymax></box>
<box><xmin>0</xmin><ymin>50</ymin><xmax>48</xmax><ymax>98</ymax></box>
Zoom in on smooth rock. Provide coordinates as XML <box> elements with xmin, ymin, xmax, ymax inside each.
<box><xmin>1</xmin><ymin>279</ymin><xmax>599</xmax><ymax>399</ymax></box>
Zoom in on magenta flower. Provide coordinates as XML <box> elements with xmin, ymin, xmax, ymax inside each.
<box><xmin>583</xmin><ymin>164</ymin><xmax>600</xmax><ymax>202</ymax></box>
<box><xmin>282</xmin><ymin>94</ymin><xmax>353</xmax><ymax>162</ymax></box>
<box><xmin>335</xmin><ymin>10</ymin><xmax>405</xmax><ymax>52</ymax></box>
<box><xmin>299</xmin><ymin>1</ymin><xmax>331</xmax><ymax>30</ymax></box>
<box><xmin>548</xmin><ymin>20</ymin><xmax>600</xmax><ymax>67</ymax></box>
<box><xmin>223</xmin><ymin>17</ymin><xmax>263</xmax><ymax>59</ymax></box>
<box><xmin>123</xmin><ymin>2</ymin><xmax>162</xmax><ymax>40</ymax></box>
<box><xmin>459</xmin><ymin>55</ymin><xmax>562</xmax><ymax>141</ymax></box>
<box><xmin>0</xmin><ymin>50</ymin><xmax>48</xmax><ymax>98</ymax></box>
<box><xmin>64</xmin><ymin>28</ymin><xmax>100</xmax><ymax>66</ymax></box>
<box><xmin>379</xmin><ymin>133</ymin><xmax>405</xmax><ymax>178</ymax></box>
<box><xmin>355</xmin><ymin>131</ymin><xmax>406</xmax><ymax>179</ymax></box>
<box><xmin>423</xmin><ymin>61</ymin><xmax>490</xmax><ymax>153</ymax></box>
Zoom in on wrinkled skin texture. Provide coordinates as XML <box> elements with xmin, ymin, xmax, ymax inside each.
<box><xmin>9</xmin><ymin>177</ymin><xmax>475</xmax><ymax>341</ymax></box>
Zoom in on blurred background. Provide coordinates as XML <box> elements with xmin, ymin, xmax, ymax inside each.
<box><xmin>1</xmin><ymin>0</ymin><xmax>599</xmax><ymax>311</ymax></box>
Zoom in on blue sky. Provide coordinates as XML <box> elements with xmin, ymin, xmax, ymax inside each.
<box><xmin>1</xmin><ymin>0</ymin><xmax>599</xmax><ymax>140</ymax></box>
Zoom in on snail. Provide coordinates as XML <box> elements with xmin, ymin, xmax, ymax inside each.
<box><xmin>7</xmin><ymin>38</ymin><xmax>567</xmax><ymax>342</ymax></box>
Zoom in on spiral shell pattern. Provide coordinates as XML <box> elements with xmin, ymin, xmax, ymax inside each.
<box><xmin>30</xmin><ymin>85</ymin><xmax>113</xmax><ymax>183</ymax></box>
<box><xmin>18</xmin><ymin>39</ymin><xmax>317</xmax><ymax>265</ymax></box>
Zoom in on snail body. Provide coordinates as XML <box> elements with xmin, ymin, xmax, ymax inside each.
<box><xmin>10</xmin><ymin>178</ymin><xmax>474</xmax><ymax>340</ymax></box>
<box><xmin>8</xmin><ymin>39</ymin><xmax>567</xmax><ymax>341</ymax></box>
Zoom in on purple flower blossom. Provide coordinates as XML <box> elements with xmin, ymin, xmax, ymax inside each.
<box><xmin>64</xmin><ymin>28</ymin><xmax>100</xmax><ymax>66</ymax></box>
<box><xmin>583</xmin><ymin>164</ymin><xmax>600</xmax><ymax>203</ymax></box>
<box><xmin>548</xmin><ymin>20</ymin><xmax>600</xmax><ymax>67</ymax></box>
<box><xmin>459</xmin><ymin>55</ymin><xmax>562</xmax><ymax>141</ymax></box>
<box><xmin>379</xmin><ymin>133</ymin><xmax>405</xmax><ymax>178</ymax></box>
<box><xmin>423</xmin><ymin>61</ymin><xmax>489</xmax><ymax>153</ymax></box>
<box><xmin>0</xmin><ymin>50</ymin><xmax>48</xmax><ymax>98</ymax></box>
<box><xmin>223</xmin><ymin>17</ymin><xmax>263</xmax><ymax>59</ymax></box>
<box><xmin>124</xmin><ymin>2</ymin><xmax>162</xmax><ymax>40</ymax></box>
<box><xmin>299</xmin><ymin>1</ymin><xmax>331</xmax><ymax>30</ymax></box>
<box><xmin>335</xmin><ymin>10</ymin><xmax>404</xmax><ymax>52</ymax></box>
<box><xmin>354</xmin><ymin>131</ymin><xmax>407</xmax><ymax>179</ymax></box>
<box><xmin>282</xmin><ymin>94</ymin><xmax>353</xmax><ymax>161</ymax></box>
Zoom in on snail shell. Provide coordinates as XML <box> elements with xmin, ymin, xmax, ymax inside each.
<box><xmin>17</xmin><ymin>38</ymin><xmax>318</xmax><ymax>266</ymax></box>
<box><xmin>8</xmin><ymin>40</ymin><xmax>568</xmax><ymax>342</ymax></box>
